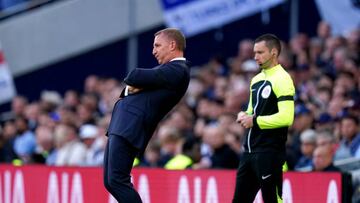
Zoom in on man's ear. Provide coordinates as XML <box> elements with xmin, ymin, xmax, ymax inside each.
<box><xmin>170</xmin><ymin>41</ymin><xmax>176</xmax><ymax>51</ymax></box>
<box><xmin>271</xmin><ymin>49</ymin><xmax>277</xmax><ymax>57</ymax></box>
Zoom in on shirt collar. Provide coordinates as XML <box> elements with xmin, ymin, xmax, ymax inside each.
<box><xmin>170</xmin><ymin>57</ymin><xmax>186</xmax><ymax>62</ymax></box>
<box><xmin>263</xmin><ymin>64</ymin><xmax>282</xmax><ymax>75</ymax></box>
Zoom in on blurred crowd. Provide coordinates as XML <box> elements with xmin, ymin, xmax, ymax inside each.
<box><xmin>0</xmin><ymin>22</ymin><xmax>359</xmax><ymax>176</ymax></box>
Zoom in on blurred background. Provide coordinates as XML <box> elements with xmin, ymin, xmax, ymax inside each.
<box><xmin>0</xmin><ymin>0</ymin><xmax>359</xmax><ymax>202</ymax></box>
<box><xmin>0</xmin><ymin>0</ymin><xmax>332</xmax><ymax>102</ymax></box>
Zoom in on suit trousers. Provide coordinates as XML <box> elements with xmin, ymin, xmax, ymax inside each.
<box><xmin>103</xmin><ymin>134</ymin><xmax>142</xmax><ymax>203</ymax></box>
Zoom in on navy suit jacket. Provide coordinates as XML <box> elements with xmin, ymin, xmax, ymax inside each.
<box><xmin>107</xmin><ymin>60</ymin><xmax>190</xmax><ymax>151</ymax></box>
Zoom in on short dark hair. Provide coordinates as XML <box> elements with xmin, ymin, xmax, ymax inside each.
<box><xmin>341</xmin><ymin>114</ymin><xmax>359</xmax><ymax>125</ymax></box>
<box><xmin>155</xmin><ymin>28</ymin><xmax>186</xmax><ymax>51</ymax></box>
<box><xmin>255</xmin><ymin>34</ymin><xmax>281</xmax><ymax>56</ymax></box>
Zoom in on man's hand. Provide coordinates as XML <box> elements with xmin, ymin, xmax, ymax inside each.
<box><xmin>236</xmin><ymin>111</ymin><xmax>247</xmax><ymax>123</ymax></box>
<box><xmin>127</xmin><ymin>85</ymin><xmax>142</xmax><ymax>94</ymax></box>
<box><xmin>236</xmin><ymin>111</ymin><xmax>254</xmax><ymax>129</ymax></box>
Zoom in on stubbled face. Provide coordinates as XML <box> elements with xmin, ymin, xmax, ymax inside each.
<box><xmin>341</xmin><ymin>118</ymin><xmax>358</xmax><ymax>140</ymax></box>
<box><xmin>152</xmin><ymin>33</ymin><xmax>173</xmax><ymax>64</ymax></box>
<box><xmin>313</xmin><ymin>147</ymin><xmax>332</xmax><ymax>171</ymax></box>
<box><xmin>254</xmin><ymin>41</ymin><xmax>273</xmax><ymax>69</ymax></box>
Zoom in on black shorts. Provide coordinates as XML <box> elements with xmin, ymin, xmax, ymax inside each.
<box><xmin>232</xmin><ymin>152</ymin><xmax>285</xmax><ymax>203</ymax></box>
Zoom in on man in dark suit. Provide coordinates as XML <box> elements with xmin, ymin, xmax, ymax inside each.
<box><xmin>103</xmin><ymin>28</ymin><xmax>190</xmax><ymax>203</ymax></box>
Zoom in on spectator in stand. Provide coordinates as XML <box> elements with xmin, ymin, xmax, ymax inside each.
<box><xmin>316</xmin><ymin>130</ymin><xmax>338</xmax><ymax>153</ymax></box>
<box><xmin>55</xmin><ymin>123</ymin><xmax>86</xmax><ymax>166</ymax></box>
<box><xmin>316</xmin><ymin>86</ymin><xmax>332</xmax><ymax>110</ymax></box>
<box><xmin>24</xmin><ymin>102</ymin><xmax>40</xmax><ymax>131</ymax></box>
<box><xmin>79</xmin><ymin>124</ymin><xmax>104</xmax><ymax>166</ymax></box>
<box><xmin>184</xmin><ymin>77</ymin><xmax>206</xmax><ymax>109</ymax></box>
<box><xmin>229</xmin><ymin>39</ymin><xmax>254</xmax><ymax>74</ymax></box>
<box><xmin>55</xmin><ymin>105</ymin><xmax>76</xmax><ymax>126</ymax></box>
<box><xmin>321</xmin><ymin>36</ymin><xmax>348</xmax><ymax>77</ymax></box>
<box><xmin>314</xmin><ymin>112</ymin><xmax>334</xmax><ymax>132</ymax></box>
<box><xmin>84</xmin><ymin>75</ymin><xmax>100</xmax><ymax>94</ymax></box>
<box><xmin>202</xmin><ymin>124</ymin><xmax>239</xmax><ymax>169</ymax></box>
<box><xmin>313</xmin><ymin>21</ymin><xmax>332</xmax><ymax>46</ymax></box>
<box><xmin>345</xmin><ymin>28</ymin><xmax>360</xmax><ymax>62</ymax></box>
<box><xmin>164</xmin><ymin>109</ymin><xmax>194</xmax><ymax>140</ymax></box>
<box><xmin>158</xmin><ymin>127</ymin><xmax>182</xmax><ymax>167</ymax></box>
<box><xmin>95</xmin><ymin>114</ymin><xmax>111</xmax><ymax>160</ymax></box>
<box><xmin>0</xmin><ymin>120</ymin><xmax>17</xmax><ymax>163</ymax></box>
<box><xmin>11</xmin><ymin>95</ymin><xmax>28</xmax><ymax>118</ymax></box>
<box><xmin>312</xmin><ymin>146</ymin><xmax>340</xmax><ymax>172</ymax></box>
<box><xmin>139</xmin><ymin>140</ymin><xmax>162</xmax><ymax>167</ymax></box>
<box><xmin>278</xmin><ymin>41</ymin><xmax>294</xmax><ymax>70</ymax></box>
<box><xmin>76</xmin><ymin>104</ymin><xmax>97</xmax><ymax>126</ymax></box>
<box><xmin>80</xmin><ymin>93</ymin><xmax>100</xmax><ymax>117</ymax></box>
<box><xmin>315</xmin><ymin>131</ymin><xmax>354</xmax><ymax>203</ymax></box>
<box><xmin>218</xmin><ymin>113</ymin><xmax>244</xmax><ymax>156</ymax></box>
<box><xmin>195</xmin><ymin>98</ymin><xmax>211</xmax><ymax>123</ymax></box>
<box><xmin>335</xmin><ymin>115</ymin><xmax>360</xmax><ymax>160</ymax></box>
<box><xmin>32</xmin><ymin>125</ymin><xmax>55</xmax><ymax>164</ymax></box>
<box><xmin>309</xmin><ymin>38</ymin><xmax>324</xmax><ymax>68</ymax></box>
<box><xmin>46</xmin><ymin>123</ymin><xmax>67</xmax><ymax>165</ymax></box>
<box><xmin>224</xmin><ymin>78</ymin><xmax>249</xmax><ymax>114</ymax></box>
<box><xmin>164</xmin><ymin>135</ymin><xmax>194</xmax><ymax>170</ymax></box>
<box><xmin>288</xmin><ymin>104</ymin><xmax>314</xmax><ymax>165</ymax></box>
<box><xmin>13</xmin><ymin>116</ymin><xmax>36</xmax><ymax>164</ymax></box>
<box><xmin>335</xmin><ymin>71</ymin><xmax>358</xmax><ymax>100</ymax></box>
<box><xmin>39</xmin><ymin>90</ymin><xmax>62</xmax><ymax>114</ymax></box>
<box><xmin>295</xmin><ymin>129</ymin><xmax>317</xmax><ymax>170</ymax></box>
<box><xmin>212</xmin><ymin>76</ymin><xmax>228</xmax><ymax>103</ymax></box>
<box><xmin>328</xmin><ymin>93</ymin><xmax>347</xmax><ymax>122</ymax></box>
<box><xmin>332</xmin><ymin>48</ymin><xmax>351</xmax><ymax>73</ymax></box>
<box><xmin>207</xmin><ymin>55</ymin><xmax>229</xmax><ymax>77</ymax></box>
<box><xmin>197</xmin><ymin>66</ymin><xmax>218</xmax><ymax>99</ymax></box>
<box><xmin>98</xmin><ymin>78</ymin><xmax>122</xmax><ymax>115</ymax></box>
<box><xmin>290</xmin><ymin>33</ymin><xmax>310</xmax><ymax>59</ymax></box>
<box><xmin>63</xmin><ymin>90</ymin><xmax>80</xmax><ymax>112</ymax></box>
<box><xmin>240</xmin><ymin>59</ymin><xmax>259</xmax><ymax>82</ymax></box>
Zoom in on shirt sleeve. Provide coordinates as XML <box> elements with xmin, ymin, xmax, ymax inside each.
<box><xmin>256</xmin><ymin>73</ymin><xmax>295</xmax><ymax>129</ymax></box>
<box><xmin>124</xmin><ymin>67</ymin><xmax>166</xmax><ymax>88</ymax></box>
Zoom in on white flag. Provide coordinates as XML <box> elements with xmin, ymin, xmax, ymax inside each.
<box><xmin>315</xmin><ymin>0</ymin><xmax>360</xmax><ymax>36</ymax></box>
<box><xmin>0</xmin><ymin>47</ymin><xmax>16</xmax><ymax>105</ymax></box>
<box><xmin>161</xmin><ymin>0</ymin><xmax>285</xmax><ymax>37</ymax></box>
